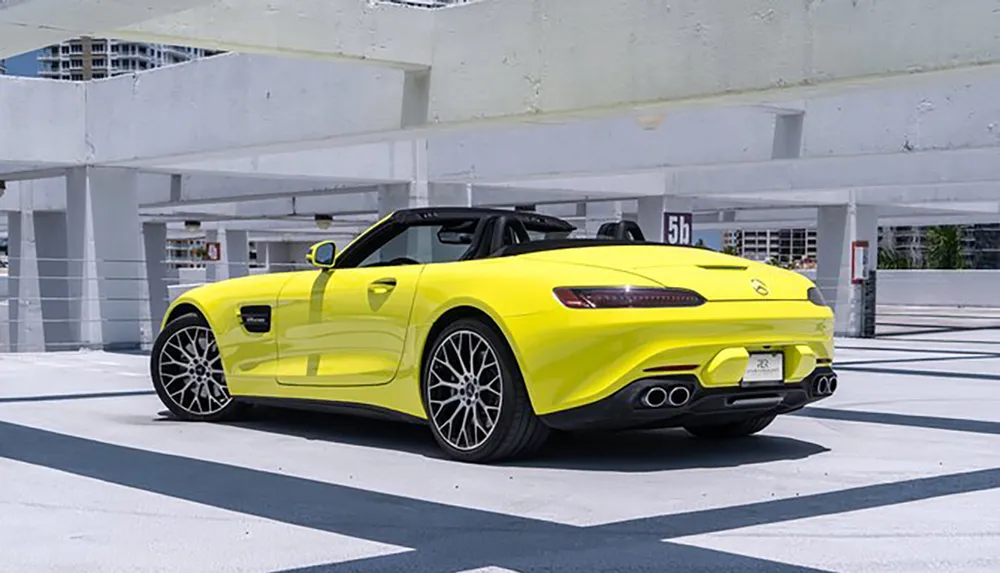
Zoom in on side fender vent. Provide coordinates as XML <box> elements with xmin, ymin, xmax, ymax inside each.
<box><xmin>239</xmin><ymin>305</ymin><xmax>272</xmax><ymax>333</ymax></box>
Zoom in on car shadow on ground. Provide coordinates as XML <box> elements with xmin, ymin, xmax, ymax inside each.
<box><xmin>162</xmin><ymin>406</ymin><xmax>830</xmax><ymax>472</ymax></box>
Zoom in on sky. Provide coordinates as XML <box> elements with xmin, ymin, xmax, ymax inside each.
<box><xmin>694</xmin><ymin>230</ymin><xmax>723</xmax><ymax>250</ymax></box>
<box><xmin>4</xmin><ymin>50</ymin><xmax>40</xmax><ymax>76</ymax></box>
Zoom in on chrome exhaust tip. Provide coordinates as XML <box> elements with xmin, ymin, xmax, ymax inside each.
<box><xmin>642</xmin><ymin>386</ymin><xmax>669</xmax><ymax>408</ymax></box>
<box><xmin>667</xmin><ymin>386</ymin><xmax>692</xmax><ymax>407</ymax></box>
<box><xmin>815</xmin><ymin>375</ymin><xmax>830</xmax><ymax>396</ymax></box>
<box><xmin>827</xmin><ymin>375</ymin><xmax>838</xmax><ymax>395</ymax></box>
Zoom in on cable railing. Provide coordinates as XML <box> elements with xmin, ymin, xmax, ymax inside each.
<box><xmin>0</xmin><ymin>255</ymin><xmax>312</xmax><ymax>354</ymax></box>
<box><xmin>7</xmin><ymin>254</ymin><xmax>991</xmax><ymax>353</ymax></box>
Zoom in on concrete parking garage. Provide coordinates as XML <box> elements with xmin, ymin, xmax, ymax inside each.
<box><xmin>3</xmin><ymin>1</ymin><xmax>1000</xmax><ymax>571</ymax></box>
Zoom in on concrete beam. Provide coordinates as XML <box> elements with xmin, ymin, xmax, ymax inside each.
<box><xmin>136</xmin><ymin>173</ymin><xmax>379</xmax><ymax>207</ymax></box>
<box><xmin>140</xmin><ymin>190</ymin><xmax>382</xmax><ymax>221</ymax></box>
<box><xmin>110</xmin><ymin>0</ymin><xmax>434</xmax><ymax>69</ymax></box>
<box><xmin>665</xmin><ymin>146</ymin><xmax>1000</xmax><ymax>197</ymax></box>
<box><xmin>427</xmin><ymin>0</ymin><xmax>1000</xmax><ymax>125</ymax></box>
<box><xmin>430</xmin><ymin>109</ymin><xmax>776</xmax><ymax>181</ymax></box>
<box><xmin>141</xmin><ymin>142</ymin><xmax>416</xmax><ymax>183</ymax></box>
<box><xmin>431</xmin><ymin>66</ymin><xmax>1000</xmax><ymax>182</ymax></box>
<box><xmin>86</xmin><ymin>53</ymin><xmax>408</xmax><ymax>165</ymax></box>
<box><xmin>0</xmin><ymin>77</ymin><xmax>86</xmax><ymax>165</ymax></box>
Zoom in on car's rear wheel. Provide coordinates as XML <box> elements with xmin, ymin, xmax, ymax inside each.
<box><xmin>150</xmin><ymin>313</ymin><xmax>248</xmax><ymax>422</ymax></box>
<box><xmin>683</xmin><ymin>414</ymin><xmax>776</xmax><ymax>439</ymax></box>
<box><xmin>422</xmin><ymin>317</ymin><xmax>549</xmax><ymax>463</ymax></box>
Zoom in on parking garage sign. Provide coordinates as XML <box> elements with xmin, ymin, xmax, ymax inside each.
<box><xmin>663</xmin><ymin>212</ymin><xmax>692</xmax><ymax>245</ymax></box>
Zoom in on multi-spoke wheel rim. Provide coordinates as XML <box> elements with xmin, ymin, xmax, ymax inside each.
<box><xmin>157</xmin><ymin>325</ymin><xmax>231</xmax><ymax>416</ymax></box>
<box><xmin>426</xmin><ymin>329</ymin><xmax>503</xmax><ymax>451</ymax></box>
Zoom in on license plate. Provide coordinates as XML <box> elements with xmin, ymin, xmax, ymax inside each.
<box><xmin>742</xmin><ymin>352</ymin><xmax>784</xmax><ymax>386</ymax></box>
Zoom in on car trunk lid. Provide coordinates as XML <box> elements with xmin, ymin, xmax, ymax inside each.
<box><xmin>522</xmin><ymin>245</ymin><xmax>810</xmax><ymax>302</ymax></box>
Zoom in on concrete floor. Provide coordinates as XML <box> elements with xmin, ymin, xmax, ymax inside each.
<box><xmin>2</xmin><ymin>325</ymin><xmax>999</xmax><ymax>572</ymax></box>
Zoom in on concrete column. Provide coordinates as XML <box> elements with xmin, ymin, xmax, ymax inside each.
<box><xmin>66</xmin><ymin>167</ymin><xmax>144</xmax><ymax>350</ymax></box>
<box><xmin>204</xmin><ymin>227</ymin><xmax>249</xmax><ymax>282</ymax></box>
<box><xmin>637</xmin><ymin>196</ymin><xmax>667</xmax><ymax>242</ymax></box>
<box><xmin>411</xmin><ymin>138</ymin><xmax>430</xmax><ymax>208</ymax></box>
<box><xmin>204</xmin><ymin>229</ymin><xmax>221</xmax><ymax>281</ymax></box>
<box><xmin>265</xmin><ymin>241</ymin><xmax>292</xmax><ymax>273</ymax></box>
<box><xmin>817</xmin><ymin>202</ymin><xmax>878</xmax><ymax>337</ymax></box>
<box><xmin>143</xmin><ymin>222</ymin><xmax>176</xmax><ymax>338</ymax></box>
<box><xmin>636</xmin><ymin>196</ymin><xmax>695</xmax><ymax>243</ymax></box>
<box><xmin>224</xmin><ymin>229</ymin><xmax>250</xmax><ymax>280</ymax></box>
<box><xmin>6</xmin><ymin>210</ymin><xmax>45</xmax><ymax>352</ymax></box>
<box><xmin>34</xmin><ymin>211</ymin><xmax>72</xmax><ymax>350</ymax></box>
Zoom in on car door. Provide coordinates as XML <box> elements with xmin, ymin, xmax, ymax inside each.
<box><xmin>273</xmin><ymin>220</ymin><xmax>473</xmax><ymax>387</ymax></box>
<box><xmin>274</xmin><ymin>265</ymin><xmax>423</xmax><ymax>387</ymax></box>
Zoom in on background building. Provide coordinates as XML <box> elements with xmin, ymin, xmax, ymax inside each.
<box><xmin>37</xmin><ymin>38</ymin><xmax>222</xmax><ymax>80</ymax></box>
<box><xmin>723</xmin><ymin>228</ymin><xmax>818</xmax><ymax>268</ymax></box>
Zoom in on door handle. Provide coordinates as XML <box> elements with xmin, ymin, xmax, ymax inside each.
<box><xmin>368</xmin><ymin>278</ymin><xmax>397</xmax><ymax>294</ymax></box>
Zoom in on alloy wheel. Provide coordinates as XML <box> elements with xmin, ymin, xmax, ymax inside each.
<box><xmin>426</xmin><ymin>329</ymin><xmax>503</xmax><ymax>451</ymax></box>
<box><xmin>156</xmin><ymin>325</ymin><xmax>231</xmax><ymax>416</ymax></box>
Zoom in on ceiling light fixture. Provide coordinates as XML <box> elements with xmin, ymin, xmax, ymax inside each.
<box><xmin>315</xmin><ymin>214</ymin><xmax>333</xmax><ymax>230</ymax></box>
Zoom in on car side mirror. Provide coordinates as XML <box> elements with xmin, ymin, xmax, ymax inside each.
<box><xmin>306</xmin><ymin>240</ymin><xmax>336</xmax><ymax>269</ymax></box>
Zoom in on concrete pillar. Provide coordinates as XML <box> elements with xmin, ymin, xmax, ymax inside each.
<box><xmin>265</xmin><ymin>241</ymin><xmax>314</xmax><ymax>272</ymax></box>
<box><xmin>224</xmin><ymin>229</ymin><xmax>250</xmax><ymax>279</ymax></box>
<box><xmin>817</xmin><ymin>202</ymin><xmax>878</xmax><ymax>337</ymax></box>
<box><xmin>34</xmin><ymin>211</ymin><xmax>72</xmax><ymax>350</ymax></box>
<box><xmin>143</xmin><ymin>222</ymin><xmax>176</xmax><ymax>338</ymax></box>
<box><xmin>638</xmin><ymin>196</ymin><xmax>667</xmax><ymax>242</ymax></box>
<box><xmin>6</xmin><ymin>210</ymin><xmax>45</xmax><ymax>352</ymax></box>
<box><xmin>204</xmin><ymin>227</ymin><xmax>249</xmax><ymax>282</ymax></box>
<box><xmin>265</xmin><ymin>241</ymin><xmax>292</xmax><ymax>273</ymax></box>
<box><xmin>636</xmin><ymin>196</ymin><xmax>694</xmax><ymax>243</ymax></box>
<box><xmin>66</xmin><ymin>167</ymin><xmax>144</xmax><ymax>350</ymax></box>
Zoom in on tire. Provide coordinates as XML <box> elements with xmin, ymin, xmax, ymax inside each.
<box><xmin>150</xmin><ymin>313</ymin><xmax>249</xmax><ymax>422</ymax></box>
<box><xmin>421</xmin><ymin>317</ymin><xmax>550</xmax><ymax>463</ymax></box>
<box><xmin>683</xmin><ymin>414</ymin><xmax>776</xmax><ymax>439</ymax></box>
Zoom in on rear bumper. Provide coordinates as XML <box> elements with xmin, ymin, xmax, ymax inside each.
<box><xmin>539</xmin><ymin>367</ymin><xmax>837</xmax><ymax>432</ymax></box>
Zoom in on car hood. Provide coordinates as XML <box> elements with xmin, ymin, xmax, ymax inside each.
<box><xmin>521</xmin><ymin>245</ymin><xmax>813</xmax><ymax>301</ymax></box>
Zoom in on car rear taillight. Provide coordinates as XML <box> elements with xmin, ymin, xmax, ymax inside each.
<box><xmin>553</xmin><ymin>286</ymin><xmax>705</xmax><ymax>309</ymax></box>
<box><xmin>808</xmin><ymin>287</ymin><xmax>827</xmax><ymax>306</ymax></box>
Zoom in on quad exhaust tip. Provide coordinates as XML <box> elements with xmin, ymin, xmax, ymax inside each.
<box><xmin>642</xmin><ymin>386</ymin><xmax>669</xmax><ymax>408</ymax></box>
<box><xmin>641</xmin><ymin>385</ymin><xmax>692</xmax><ymax>408</ymax></box>
<box><xmin>668</xmin><ymin>386</ymin><xmax>691</xmax><ymax>407</ymax></box>
<box><xmin>814</xmin><ymin>374</ymin><xmax>838</xmax><ymax>396</ymax></box>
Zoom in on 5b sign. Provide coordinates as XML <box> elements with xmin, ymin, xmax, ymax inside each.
<box><xmin>663</xmin><ymin>212</ymin><xmax>693</xmax><ymax>245</ymax></box>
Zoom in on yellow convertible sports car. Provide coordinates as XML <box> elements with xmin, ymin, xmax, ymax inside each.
<box><xmin>152</xmin><ymin>207</ymin><xmax>837</xmax><ymax>462</ymax></box>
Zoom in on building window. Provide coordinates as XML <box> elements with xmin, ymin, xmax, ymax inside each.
<box><xmin>71</xmin><ymin>73</ymin><xmax>83</xmax><ymax>80</ymax></box>
<box><xmin>93</xmin><ymin>58</ymin><xmax>105</xmax><ymax>67</ymax></box>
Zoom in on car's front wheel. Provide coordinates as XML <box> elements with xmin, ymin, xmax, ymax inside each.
<box><xmin>683</xmin><ymin>414</ymin><xmax>776</xmax><ymax>439</ymax></box>
<box><xmin>150</xmin><ymin>313</ymin><xmax>248</xmax><ymax>422</ymax></box>
<box><xmin>422</xmin><ymin>317</ymin><xmax>549</xmax><ymax>463</ymax></box>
